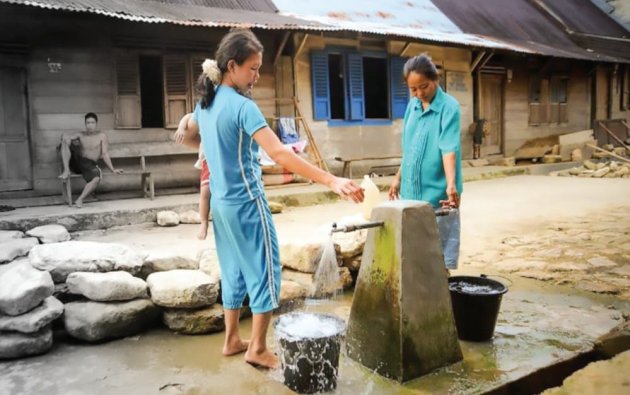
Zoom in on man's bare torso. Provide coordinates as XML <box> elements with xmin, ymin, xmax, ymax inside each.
<box><xmin>75</xmin><ymin>132</ymin><xmax>104</xmax><ymax>161</ymax></box>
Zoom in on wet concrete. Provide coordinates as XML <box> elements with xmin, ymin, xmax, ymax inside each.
<box><xmin>1</xmin><ymin>269</ymin><xmax>627</xmax><ymax>395</ymax></box>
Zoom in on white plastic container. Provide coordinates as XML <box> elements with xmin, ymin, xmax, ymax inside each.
<box><xmin>360</xmin><ymin>175</ymin><xmax>380</xmax><ymax>220</ymax></box>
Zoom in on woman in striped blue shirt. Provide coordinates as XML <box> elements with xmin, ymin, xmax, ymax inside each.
<box><xmin>388</xmin><ymin>54</ymin><xmax>463</xmax><ymax>270</ymax></box>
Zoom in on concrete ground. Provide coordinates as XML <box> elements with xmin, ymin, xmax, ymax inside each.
<box><xmin>1</xmin><ymin>175</ymin><xmax>629</xmax><ymax>394</ymax></box>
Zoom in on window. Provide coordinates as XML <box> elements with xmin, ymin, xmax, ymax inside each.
<box><xmin>528</xmin><ymin>74</ymin><xmax>568</xmax><ymax>125</ymax></box>
<box><xmin>139</xmin><ymin>55</ymin><xmax>164</xmax><ymax>128</ymax></box>
<box><xmin>311</xmin><ymin>50</ymin><xmax>408</xmax><ymax>122</ymax></box>
<box><xmin>114</xmin><ymin>51</ymin><xmax>208</xmax><ymax>129</ymax></box>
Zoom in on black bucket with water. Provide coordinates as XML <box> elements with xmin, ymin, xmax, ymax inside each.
<box><xmin>275</xmin><ymin>313</ymin><xmax>345</xmax><ymax>394</ymax></box>
<box><xmin>448</xmin><ymin>275</ymin><xmax>508</xmax><ymax>342</ymax></box>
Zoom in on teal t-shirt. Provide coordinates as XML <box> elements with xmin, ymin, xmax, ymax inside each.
<box><xmin>399</xmin><ymin>86</ymin><xmax>463</xmax><ymax>207</ymax></box>
<box><xmin>193</xmin><ymin>85</ymin><xmax>268</xmax><ymax>204</ymax></box>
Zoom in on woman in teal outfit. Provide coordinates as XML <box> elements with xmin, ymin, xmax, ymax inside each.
<box><xmin>388</xmin><ymin>53</ymin><xmax>463</xmax><ymax>270</ymax></box>
<box><xmin>177</xmin><ymin>29</ymin><xmax>364</xmax><ymax>369</ymax></box>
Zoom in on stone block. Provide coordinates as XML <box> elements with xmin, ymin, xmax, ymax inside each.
<box><xmin>346</xmin><ymin>201</ymin><xmax>462</xmax><ymax>382</ymax></box>
<box><xmin>29</xmin><ymin>241</ymin><xmax>146</xmax><ymax>283</ymax></box>
<box><xmin>146</xmin><ymin>270</ymin><xmax>218</xmax><ymax>308</ymax></box>
<box><xmin>0</xmin><ymin>326</ymin><xmax>53</xmax><ymax>360</ymax></box>
<box><xmin>67</xmin><ymin>271</ymin><xmax>148</xmax><ymax>302</ymax></box>
<box><xmin>26</xmin><ymin>224</ymin><xmax>70</xmax><ymax>244</ymax></box>
<box><xmin>64</xmin><ymin>299</ymin><xmax>160</xmax><ymax>342</ymax></box>
<box><xmin>0</xmin><ymin>261</ymin><xmax>54</xmax><ymax>316</ymax></box>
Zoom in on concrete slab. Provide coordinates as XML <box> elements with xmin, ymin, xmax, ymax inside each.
<box><xmin>0</xmin><ymin>270</ymin><xmax>626</xmax><ymax>394</ymax></box>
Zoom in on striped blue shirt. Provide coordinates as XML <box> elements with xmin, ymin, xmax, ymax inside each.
<box><xmin>193</xmin><ymin>85</ymin><xmax>268</xmax><ymax>204</ymax></box>
<box><xmin>399</xmin><ymin>86</ymin><xmax>463</xmax><ymax>207</ymax></box>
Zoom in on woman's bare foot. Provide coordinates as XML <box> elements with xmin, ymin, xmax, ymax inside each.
<box><xmin>244</xmin><ymin>348</ymin><xmax>279</xmax><ymax>369</ymax></box>
<box><xmin>197</xmin><ymin>222</ymin><xmax>208</xmax><ymax>240</ymax></box>
<box><xmin>223</xmin><ymin>339</ymin><xmax>250</xmax><ymax>356</ymax></box>
<box><xmin>73</xmin><ymin>199</ymin><xmax>83</xmax><ymax>208</ymax></box>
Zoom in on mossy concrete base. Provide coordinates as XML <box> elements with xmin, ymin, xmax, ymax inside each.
<box><xmin>346</xmin><ymin>200</ymin><xmax>462</xmax><ymax>382</ymax></box>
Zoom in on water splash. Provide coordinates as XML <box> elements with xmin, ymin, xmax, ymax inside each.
<box><xmin>275</xmin><ymin>313</ymin><xmax>346</xmax><ymax>394</ymax></box>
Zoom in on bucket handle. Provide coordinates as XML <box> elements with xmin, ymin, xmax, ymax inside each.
<box><xmin>481</xmin><ymin>273</ymin><xmax>513</xmax><ymax>288</ymax></box>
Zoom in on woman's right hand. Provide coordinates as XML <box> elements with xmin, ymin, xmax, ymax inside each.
<box><xmin>388</xmin><ymin>178</ymin><xmax>400</xmax><ymax>200</ymax></box>
<box><xmin>329</xmin><ymin>177</ymin><xmax>364</xmax><ymax>203</ymax></box>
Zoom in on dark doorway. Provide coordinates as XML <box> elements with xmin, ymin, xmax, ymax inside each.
<box><xmin>328</xmin><ymin>54</ymin><xmax>346</xmax><ymax>120</ymax></box>
<box><xmin>139</xmin><ymin>55</ymin><xmax>164</xmax><ymax>128</ymax></box>
<box><xmin>363</xmin><ymin>57</ymin><xmax>389</xmax><ymax>119</ymax></box>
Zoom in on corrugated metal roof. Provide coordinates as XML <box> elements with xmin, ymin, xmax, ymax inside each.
<box><xmin>431</xmin><ymin>0</ymin><xmax>629</xmax><ymax>63</ymax></box>
<box><xmin>273</xmin><ymin>0</ymin><xmax>539</xmax><ymax>52</ymax></box>
<box><xmin>536</xmin><ymin>0</ymin><xmax>630</xmax><ymax>61</ymax></box>
<box><xmin>543</xmin><ymin>0</ymin><xmax>629</xmax><ymax>38</ymax></box>
<box><xmin>0</xmin><ymin>0</ymin><xmax>328</xmax><ymax>30</ymax></box>
<box><xmin>145</xmin><ymin>0</ymin><xmax>278</xmax><ymax>13</ymax></box>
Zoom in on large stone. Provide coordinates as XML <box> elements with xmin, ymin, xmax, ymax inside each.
<box><xmin>141</xmin><ymin>251</ymin><xmax>198</xmax><ymax>278</ymax></box>
<box><xmin>280</xmin><ymin>280</ymin><xmax>309</xmax><ymax>302</ymax></box>
<box><xmin>67</xmin><ymin>271</ymin><xmax>148</xmax><ymax>302</ymax></box>
<box><xmin>178</xmin><ymin>210</ymin><xmax>201</xmax><ymax>224</ymax></box>
<box><xmin>0</xmin><ymin>261</ymin><xmax>54</xmax><ymax>316</ymax></box>
<box><xmin>0</xmin><ymin>297</ymin><xmax>63</xmax><ymax>333</ymax></box>
<box><xmin>0</xmin><ymin>237</ymin><xmax>39</xmax><ymax>264</ymax></box>
<box><xmin>583</xmin><ymin>160</ymin><xmax>598</xmax><ymax>170</ymax></box>
<box><xmin>26</xmin><ymin>224</ymin><xmax>70</xmax><ymax>244</ymax></box>
<box><xmin>157</xmin><ymin>211</ymin><xmax>179</xmax><ymax>227</ymax></box>
<box><xmin>197</xmin><ymin>248</ymin><xmax>221</xmax><ymax>283</ymax></box>
<box><xmin>146</xmin><ymin>270</ymin><xmax>218</xmax><ymax>308</ymax></box>
<box><xmin>64</xmin><ymin>299</ymin><xmax>160</xmax><ymax>342</ymax></box>
<box><xmin>0</xmin><ymin>326</ymin><xmax>53</xmax><ymax>360</ymax></box>
<box><xmin>281</xmin><ymin>269</ymin><xmax>314</xmax><ymax>294</ymax></box>
<box><xmin>28</xmin><ymin>241</ymin><xmax>146</xmax><ymax>283</ymax></box>
<box><xmin>592</xmin><ymin>167</ymin><xmax>610</xmax><ymax>178</ymax></box>
<box><xmin>163</xmin><ymin>304</ymin><xmax>224</xmax><ymax>334</ymax></box>
<box><xmin>162</xmin><ymin>305</ymin><xmax>250</xmax><ymax>335</ymax></box>
<box><xmin>333</xmin><ymin>229</ymin><xmax>367</xmax><ymax>259</ymax></box>
<box><xmin>0</xmin><ymin>230</ymin><xmax>24</xmax><ymax>243</ymax></box>
<box><xmin>280</xmin><ymin>242</ymin><xmax>323</xmax><ymax>273</ymax></box>
<box><xmin>346</xmin><ymin>201</ymin><xmax>462</xmax><ymax>382</ymax></box>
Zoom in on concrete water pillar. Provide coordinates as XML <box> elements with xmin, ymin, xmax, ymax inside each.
<box><xmin>346</xmin><ymin>200</ymin><xmax>462</xmax><ymax>382</ymax></box>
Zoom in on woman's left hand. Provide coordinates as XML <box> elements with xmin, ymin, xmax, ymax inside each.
<box><xmin>440</xmin><ymin>185</ymin><xmax>460</xmax><ymax>208</ymax></box>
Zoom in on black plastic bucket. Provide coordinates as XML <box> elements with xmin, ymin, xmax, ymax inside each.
<box><xmin>448</xmin><ymin>275</ymin><xmax>508</xmax><ymax>342</ymax></box>
<box><xmin>275</xmin><ymin>313</ymin><xmax>345</xmax><ymax>394</ymax></box>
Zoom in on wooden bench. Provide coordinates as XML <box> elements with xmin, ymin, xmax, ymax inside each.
<box><xmin>334</xmin><ymin>155</ymin><xmax>402</xmax><ymax>178</ymax></box>
<box><xmin>61</xmin><ymin>141</ymin><xmax>196</xmax><ymax>206</ymax></box>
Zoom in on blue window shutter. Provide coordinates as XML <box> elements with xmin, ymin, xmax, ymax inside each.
<box><xmin>310</xmin><ymin>51</ymin><xmax>330</xmax><ymax>120</ymax></box>
<box><xmin>390</xmin><ymin>56</ymin><xmax>409</xmax><ymax>119</ymax></box>
<box><xmin>347</xmin><ymin>53</ymin><xmax>365</xmax><ymax>120</ymax></box>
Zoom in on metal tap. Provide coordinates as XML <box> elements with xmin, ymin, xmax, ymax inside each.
<box><xmin>331</xmin><ymin>221</ymin><xmax>385</xmax><ymax>233</ymax></box>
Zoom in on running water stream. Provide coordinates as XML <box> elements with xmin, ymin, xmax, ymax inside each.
<box><xmin>312</xmin><ymin>234</ymin><xmax>342</xmax><ymax>298</ymax></box>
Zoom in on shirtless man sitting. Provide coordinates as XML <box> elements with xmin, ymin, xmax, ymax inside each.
<box><xmin>58</xmin><ymin>113</ymin><xmax>123</xmax><ymax>207</ymax></box>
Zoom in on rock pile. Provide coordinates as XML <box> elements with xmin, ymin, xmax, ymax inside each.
<box><xmin>0</xmin><ymin>260</ymin><xmax>62</xmax><ymax>359</ymax></box>
<box><xmin>552</xmin><ymin>159</ymin><xmax>630</xmax><ymax>178</ymax></box>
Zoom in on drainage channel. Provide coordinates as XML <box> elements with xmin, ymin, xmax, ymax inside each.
<box><xmin>486</xmin><ymin>330</ymin><xmax>630</xmax><ymax>394</ymax></box>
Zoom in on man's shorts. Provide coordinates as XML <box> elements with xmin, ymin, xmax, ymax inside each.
<box><xmin>200</xmin><ymin>160</ymin><xmax>210</xmax><ymax>187</ymax></box>
<box><xmin>69</xmin><ymin>140</ymin><xmax>101</xmax><ymax>182</ymax></box>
